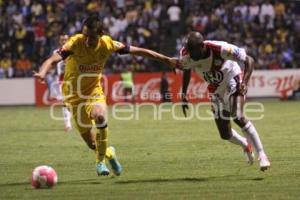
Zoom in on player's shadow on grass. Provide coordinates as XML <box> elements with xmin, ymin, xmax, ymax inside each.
<box><xmin>116</xmin><ymin>177</ymin><xmax>209</xmax><ymax>184</ymax></box>
<box><xmin>0</xmin><ymin>181</ymin><xmax>29</xmax><ymax>187</ymax></box>
<box><xmin>115</xmin><ymin>175</ymin><xmax>265</xmax><ymax>184</ymax></box>
<box><xmin>59</xmin><ymin>179</ymin><xmax>103</xmax><ymax>185</ymax></box>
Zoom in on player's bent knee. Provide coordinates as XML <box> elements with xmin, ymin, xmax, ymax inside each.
<box><xmin>86</xmin><ymin>141</ymin><xmax>96</xmax><ymax>150</ymax></box>
<box><xmin>94</xmin><ymin>114</ymin><xmax>106</xmax><ymax>126</ymax></box>
<box><xmin>219</xmin><ymin>130</ymin><xmax>232</xmax><ymax>140</ymax></box>
<box><xmin>233</xmin><ymin>117</ymin><xmax>248</xmax><ymax>128</ymax></box>
<box><xmin>220</xmin><ymin>133</ymin><xmax>231</xmax><ymax>140</ymax></box>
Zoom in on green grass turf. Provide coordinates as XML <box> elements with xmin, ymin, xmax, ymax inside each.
<box><xmin>0</xmin><ymin>101</ymin><xmax>300</xmax><ymax>200</ymax></box>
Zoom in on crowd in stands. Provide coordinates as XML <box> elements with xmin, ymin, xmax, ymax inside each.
<box><xmin>0</xmin><ymin>0</ymin><xmax>300</xmax><ymax>78</ymax></box>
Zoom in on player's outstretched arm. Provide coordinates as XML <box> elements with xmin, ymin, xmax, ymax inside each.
<box><xmin>33</xmin><ymin>53</ymin><xmax>63</xmax><ymax>82</ymax></box>
<box><xmin>129</xmin><ymin>46</ymin><xmax>178</xmax><ymax>69</ymax></box>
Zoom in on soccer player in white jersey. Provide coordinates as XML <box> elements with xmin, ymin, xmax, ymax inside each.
<box><xmin>54</xmin><ymin>34</ymin><xmax>72</xmax><ymax>132</ymax></box>
<box><xmin>179</xmin><ymin>32</ymin><xmax>270</xmax><ymax>171</ymax></box>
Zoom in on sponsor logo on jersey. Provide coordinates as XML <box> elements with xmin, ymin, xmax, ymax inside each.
<box><xmin>233</xmin><ymin>48</ymin><xmax>240</xmax><ymax>59</ymax></box>
<box><xmin>226</xmin><ymin>47</ymin><xmax>233</xmax><ymax>57</ymax></box>
<box><xmin>78</xmin><ymin>64</ymin><xmax>102</xmax><ymax>73</ymax></box>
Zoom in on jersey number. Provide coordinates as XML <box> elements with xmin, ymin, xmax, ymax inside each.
<box><xmin>203</xmin><ymin>71</ymin><xmax>224</xmax><ymax>84</ymax></box>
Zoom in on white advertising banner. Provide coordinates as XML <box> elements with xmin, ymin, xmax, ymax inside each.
<box><xmin>0</xmin><ymin>78</ymin><xmax>35</xmax><ymax>105</ymax></box>
<box><xmin>248</xmin><ymin>70</ymin><xmax>300</xmax><ymax>98</ymax></box>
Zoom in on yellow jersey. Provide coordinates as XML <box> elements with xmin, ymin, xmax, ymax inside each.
<box><xmin>60</xmin><ymin>34</ymin><xmax>125</xmax><ymax>104</ymax></box>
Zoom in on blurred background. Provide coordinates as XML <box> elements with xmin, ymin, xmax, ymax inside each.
<box><xmin>1</xmin><ymin>0</ymin><xmax>300</xmax><ymax>75</ymax></box>
<box><xmin>0</xmin><ymin>0</ymin><xmax>300</xmax><ymax>105</ymax></box>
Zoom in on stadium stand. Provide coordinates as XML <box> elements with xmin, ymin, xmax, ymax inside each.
<box><xmin>0</xmin><ymin>0</ymin><xmax>299</xmax><ymax>78</ymax></box>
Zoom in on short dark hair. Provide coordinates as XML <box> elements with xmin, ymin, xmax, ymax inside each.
<box><xmin>82</xmin><ymin>14</ymin><xmax>103</xmax><ymax>34</ymax></box>
<box><xmin>186</xmin><ymin>31</ymin><xmax>204</xmax><ymax>53</ymax></box>
<box><xmin>185</xmin><ymin>31</ymin><xmax>204</xmax><ymax>60</ymax></box>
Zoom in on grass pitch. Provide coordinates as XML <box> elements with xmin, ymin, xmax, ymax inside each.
<box><xmin>0</xmin><ymin>101</ymin><xmax>300</xmax><ymax>200</ymax></box>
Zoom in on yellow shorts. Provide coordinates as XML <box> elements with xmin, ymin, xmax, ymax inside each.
<box><xmin>67</xmin><ymin>87</ymin><xmax>106</xmax><ymax>134</ymax></box>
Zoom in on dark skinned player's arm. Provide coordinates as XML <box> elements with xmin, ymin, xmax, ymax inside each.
<box><xmin>116</xmin><ymin>45</ymin><xmax>177</xmax><ymax>68</ymax></box>
<box><xmin>242</xmin><ymin>55</ymin><xmax>255</xmax><ymax>86</ymax></box>
<box><xmin>181</xmin><ymin>69</ymin><xmax>191</xmax><ymax>117</ymax></box>
<box><xmin>239</xmin><ymin>55</ymin><xmax>255</xmax><ymax>94</ymax></box>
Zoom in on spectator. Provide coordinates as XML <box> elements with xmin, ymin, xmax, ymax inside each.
<box><xmin>234</xmin><ymin>1</ymin><xmax>248</xmax><ymax>18</ymax></box>
<box><xmin>248</xmin><ymin>1</ymin><xmax>260</xmax><ymax>21</ymax></box>
<box><xmin>0</xmin><ymin>0</ymin><xmax>299</xmax><ymax>77</ymax></box>
<box><xmin>160</xmin><ymin>71</ymin><xmax>171</xmax><ymax>102</ymax></box>
<box><xmin>12</xmin><ymin>10</ymin><xmax>23</xmax><ymax>25</ymax></box>
<box><xmin>281</xmin><ymin>45</ymin><xmax>294</xmax><ymax>69</ymax></box>
<box><xmin>268</xmin><ymin>56</ymin><xmax>281</xmax><ymax>70</ymax></box>
<box><xmin>15</xmin><ymin>53</ymin><xmax>32</xmax><ymax>77</ymax></box>
<box><xmin>274</xmin><ymin>0</ymin><xmax>285</xmax><ymax>17</ymax></box>
<box><xmin>31</xmin><ymin>1</ymin><xmax>43</xmax><ymax>17</ymax></box>
<box><xmin>260</xmin><ymin>0</ymin><xmax>275</xmax><ymax>24</ymax></box>
<box><xmin>167</xmin><ymin>3</ymin><xmax>181</xmax><ymax>22</ymax></box>
<box><xmin>120</xmin><ymin>67</ymin><xmax>134</xmax><ymax>103</ymax></box>
<box><xmin>0</xmin><ymin>54</ymin><xmax>13</xmax><ymax>78</ymax></box>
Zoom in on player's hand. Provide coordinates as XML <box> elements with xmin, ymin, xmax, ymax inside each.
<box><xmin>239</xmin><ymin>82</ymin><xmax>248</xmax><ymax>95</ymax></box>
<box><xmin>181</xmin><ymin>95</ymin><xmax>189</xmax><ymax>117</ymax></box>
<box><xmin>33</xmin><ymin>70</ymin><xmax>46</xmax><ymax>83</ymax></box>
<box><xmin>168</xmin><ymin>58</ymin><xmax>184</xmax><ymax>72</ymax></box>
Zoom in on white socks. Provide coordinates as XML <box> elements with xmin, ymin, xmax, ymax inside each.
<box><xmin>229</xmin><ymin>128</ymin><xmax>248</xmax><ymax>149</ymax></box>
<box><xmin>242</xmin><ymin>121</ymin><xmax>265</xmax><ymax>157</ymax></box>
<box><xmin>62</xmin><ymin>106</ymin><xmax>72</xmax><ymax>129</ymax></box>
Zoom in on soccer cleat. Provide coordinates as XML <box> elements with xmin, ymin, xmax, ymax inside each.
<box><xmin>108</xmin><ymin>146</ymin><xmax>122</xmax><ymax>176</ymax></box>
<box><xmin>258</xmin><ymin>154</ymin><xmax>271</xmax><ymax>172</ymax></box>
<box><xmin>244</xmin><ymin>143</ymin><xmax>254</xmax><ymax>165</ymax></box>
<box><xmin>64</xmin><ymin>126</ymin><xmax>72</xmax><ymax>132</ymax></box>
<box><xmin>96</xmin><ymin>162</ymin><xmax>110</xmax><ymax>176</ymax></box>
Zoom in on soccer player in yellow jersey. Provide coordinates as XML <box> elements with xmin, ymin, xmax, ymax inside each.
<box><xmin>34</xmin><ymin>14</ymin><xmax>177</xmax><ymax>176</ymax></box>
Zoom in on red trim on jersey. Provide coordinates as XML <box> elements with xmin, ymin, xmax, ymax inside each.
<box><xmin>205</xmin><ymin>42</ymin><xmax>224</xmax><ymax>71</ymax></box>
<box><xmin>180</xmin><ymin>47</ymin><xmax>188</xmax><ymax>56</ymax></box>
<box><xmin>207</xmin><ymin>84</ymin><xmax>219</xmax><ymax>94</ymax></box>
<box><xmin>59</xmin><ymin>73</ymin><xmax>64</xmax><ymax>82</ymax></box>
<box><xmin>205</xmin><ymin>42</ymin><xmax>222</xmax><ymax>57</ymax></box>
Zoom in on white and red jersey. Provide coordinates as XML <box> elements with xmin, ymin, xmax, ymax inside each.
<box><xmin>180</xmin><ymin>40</ymin><xmax>247</xmax><ymax>95</ymax></box>
<box><xmin>52</xmin><ymin>49</ymin><xmax>65</xmax><ymax>101</ymax></box>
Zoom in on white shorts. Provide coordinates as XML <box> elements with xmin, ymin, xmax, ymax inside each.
<box><xmin>210</xmin><ymin>76</ymin><xmax>240</xmax><ymax>113</ymax></box>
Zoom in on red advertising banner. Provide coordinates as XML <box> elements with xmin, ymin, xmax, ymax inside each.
<box><xmin>35</xmin><ymin>70</ymin><xmax>300</xmax><ymax>106</ymax></box>
<box><xmin>35</xmin><ymin>72</ymin><xmax>209</xmax><ymax>106</ymax></box>
<box><xmin>35</xmin><ymin>78</ymin><xmax>61</xmax><ymax>106</ymax></box>
<box><xmin>107</xmin><ymin>72</ymin><xmax>209</xmax><ymax>104</ymax></box>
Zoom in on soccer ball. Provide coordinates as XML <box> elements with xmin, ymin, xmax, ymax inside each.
<box><xmin>31</xmin><ymin>165</ymin><xmax>58</xmax><ymax>189</ymax></box>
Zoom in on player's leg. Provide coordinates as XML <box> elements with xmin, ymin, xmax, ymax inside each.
<box><xmin>79</xmin><ymin>128</ymin><xmax>116</xmax><ymax>162</ymax></box>
<box><xmin>212</xmin><ymin>94</ymin><xmax>254</xmax><ymax>165</ymax></box>
<box><xmin>90</xmin><ymin>102</ymin><xmax>108</xmax><ymax>161</ymax></box>
<box><xmin>231</xmin><ymin>94</ymin><xmax>270</xmax><ymax>171</ymax></box>
<box><xmin>71</xmin><ymin>104</ymin><xmax>111</xmax><ymax>176</ymax></box>
<box><xmin>212</xmin><ymin>95</ymin><xmax>249</xmax><ymax>148</ymax></box>
<box><xmin>214</xmin><ymin>110</ymin><xmax>248</xmax><ymax>148</ymax></box>
<box><xmin>128</xmin><ymin>87</ymin><xmax>134</xmax><ymax>103</ymax></box>
<box><xmin>62</xmin><ymin>105</ymin><xmax>72</xmax><ymax>132</ymax></box>
<box><xmin>88</xmin><ymin>101</ymin><xmax>122</xmax><ymax>176</ymax></box>
<box><xmin>58</xmin><ymin>82</ymin><xmax>72</xmax><ymax>131</ymax></box>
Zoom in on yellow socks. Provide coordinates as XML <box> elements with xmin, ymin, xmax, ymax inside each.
<box><xmin>95</xmin><ymin>126</ymin><xmax>108</xmax><ymax>164</ymax></box>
